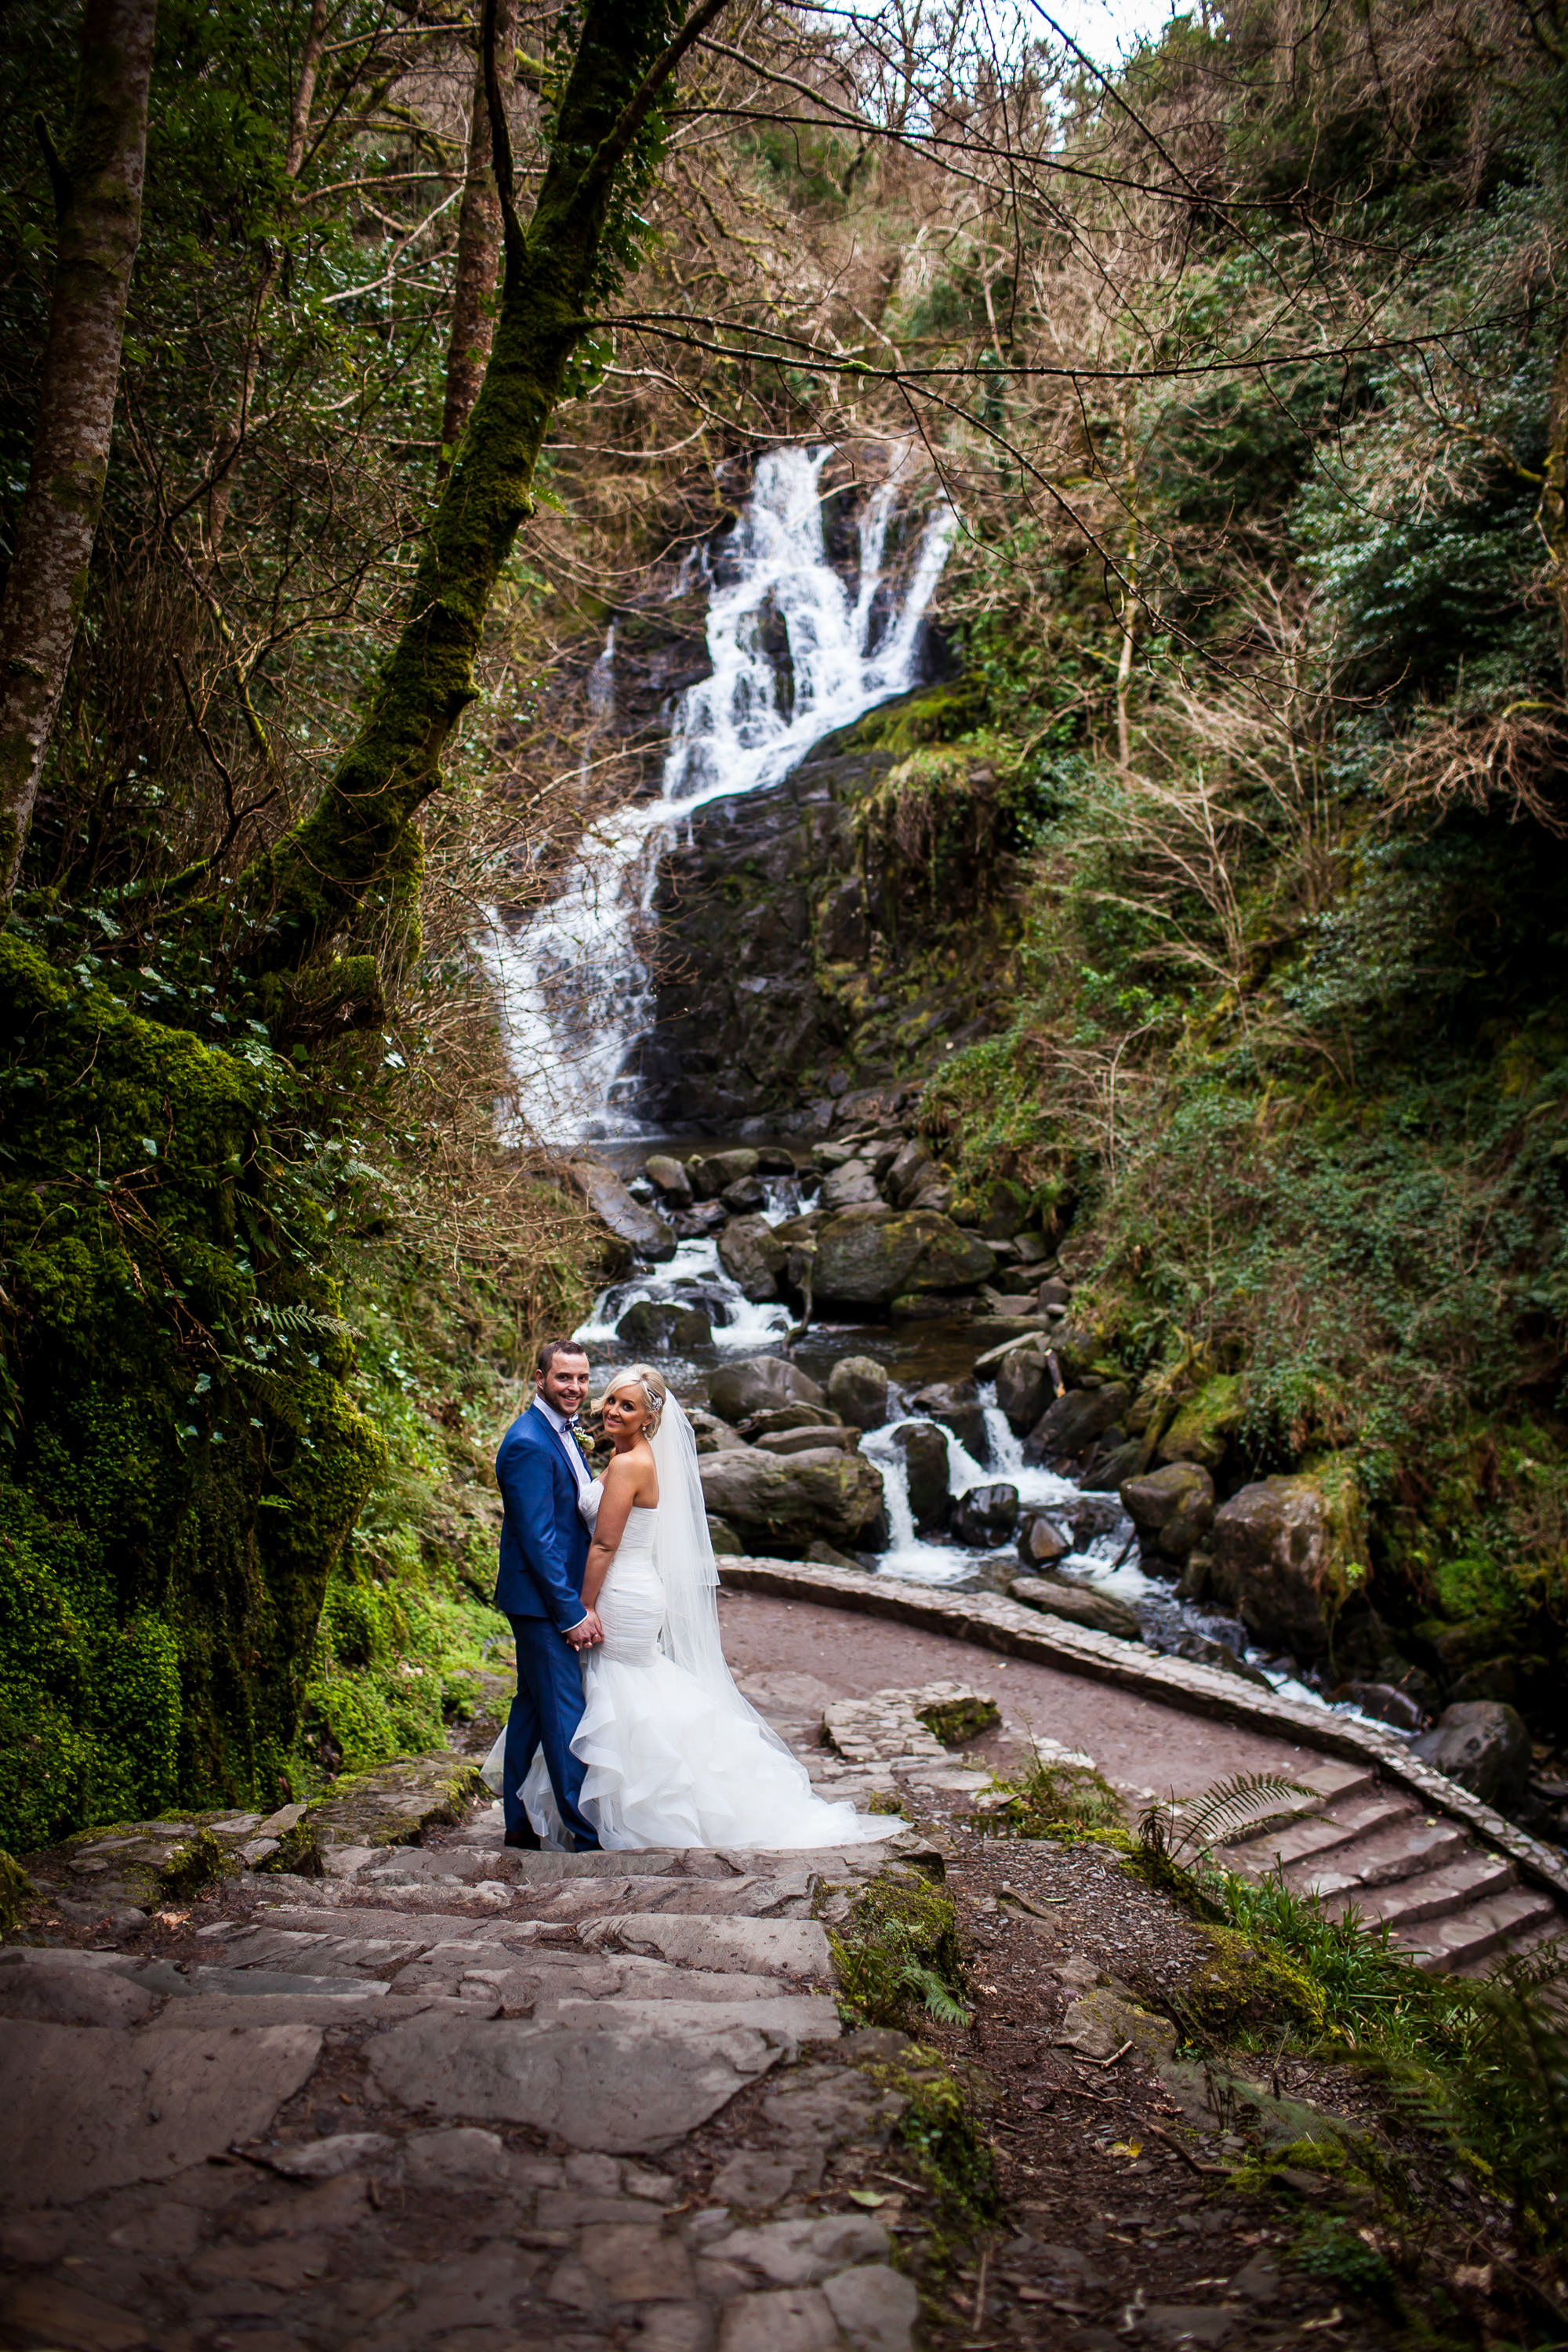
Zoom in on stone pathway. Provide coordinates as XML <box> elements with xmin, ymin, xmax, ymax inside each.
<box><xmin>2</xmin><ymin>1751</ymin><xmax>948</xmax><ymax>2352</ymax></box>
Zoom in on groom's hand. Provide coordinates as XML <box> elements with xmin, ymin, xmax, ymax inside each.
<box><xmin>564</xmin><ymin>1610</ymin><xmax>602</xmax><ymax>1650</ymax></box>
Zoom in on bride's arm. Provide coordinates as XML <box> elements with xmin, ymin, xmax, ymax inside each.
<box><xmin>581</xmin><ymin>1453</ymin><xmax>637</xmax><ymax>1612</ymax></box>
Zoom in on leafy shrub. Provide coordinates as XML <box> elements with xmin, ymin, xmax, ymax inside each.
<box><xmin>829</xmin><ymin>1874</ymin><xmax>971</xmax><ymax>2027</ymax></box>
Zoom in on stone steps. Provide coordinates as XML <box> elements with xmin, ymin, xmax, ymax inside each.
<box><xmin>1216</xmin><ymin>1758</ymin><xmax>1563</xmax><ymax>1976</ymax></box>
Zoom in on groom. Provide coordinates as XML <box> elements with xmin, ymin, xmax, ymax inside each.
<box><xmin>493</xmin><ymin>1339</ymin><xmax>604</xmax><ymax>1851</ymax></box>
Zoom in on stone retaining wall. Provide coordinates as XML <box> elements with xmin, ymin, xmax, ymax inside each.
<box><xmin>718</xmin><ymin>1556</ymin><xmax>1568</xmax><ymax>1907</ymax></box>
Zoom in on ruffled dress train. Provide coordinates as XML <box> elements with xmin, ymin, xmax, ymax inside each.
<box><xmin>518</xmin><ymin>1505</ymin><xmax>891</xmax><ymax>1851</ymax></box>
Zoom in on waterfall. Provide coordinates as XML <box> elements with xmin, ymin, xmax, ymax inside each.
<box><xmin>485</xmin><ymin>445</ymin><xmax>956</xmax><ymax>1142</ymax></box>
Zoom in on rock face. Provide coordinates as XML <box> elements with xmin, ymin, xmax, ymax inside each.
<box><xmin>811</xmin><ymin>1207</ymin><xmax>996</xmax><ymax>1309</ymax></box>
<box><xmin>826</xmin><ymin>1356</ymin><xmax>889</xmax><ymax>1431</ymax></box>
<box><xmin>1024</xmin><ymin>1385</ymin><xmax>1131</xmax><ymax>1465</ymax></box>
<box><xmin>821</xmin><ymin>1160</ymin><xmax>881</xmax><ymax>1212</ymax></box>
<box><xmin>1119</xmin><ymin>1461</ymin><xmax>1215</xmax><ymax>1559</ymax></box>
<box><xmin>717</xmin><ymin>1215</ymin><xmax>787</xmax><ymax>1301</ymax></box>
<box><xmin>697</xmin><ymin>1445</ymin><xmax>884</xmax><ymax>1549</ymax></box>
<box><xmin>910</xmin><ymin>1379</ymin><xmax>988</xmax><ymax>1461</ymax></box>
<box><xmin>1009</xmin><ymin>1576</ymin><xmax>1143</xmax><ymax>1641</ymax></box>
<box><xmin>565</xmin><ymin>1158</ymin><xmax>677</xmax><ymax>1262</ymax></box>
<box><xmin>1210</xmin><ymin>1463</ymin><xmax>1367</xmax><ymax>1656</ymax></box>
<box><xmin>615</xmin><ymin>1300</ymin><xmax>713</xmax><ymax>1352</ymax></box>
<box><xmin>1414</xmin><ymin>1701</ymin><xmax>1531</xmax><ymax>1806</ymax></box>
<box><xmin>709</xmin><ymin>1356</ymin><xmax>826</xmax><ymax>1422</ymax></box>
<box><xmin>949</xmin><ymin>1483</ymin><xmax>1019</xmax><ymax>1546</ymax></box>
<box><xmin>691</xmin><ymin>1148</ymin><xmax>760</xmax><ymax>1199</ymax></box>
<box><xmin>1018</xmin><ymin>1513</ymin><xmax>1070</xmax><ymax>1566</ymax></box>
<box><xmin>890</xmin><ymin>1422</ymin><xmax>950</xmax><ymax>1530</ymax></box>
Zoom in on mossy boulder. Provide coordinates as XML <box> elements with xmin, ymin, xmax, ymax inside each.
<box><xmin>1120</xmin><ymin>1461</ymin><xmax>1215</xmax><ymax>1559</ymax></box>
<box><xmin>1210</xmin><ymin>1461</ymin><xmax>1368</xmax><ymax>1655</ymax></box>
<box><xmin>697</xmin><ymin>1444</ymin><xmax>885</xmax><ymax>1549</ymax></box>
<box><xmin>1157</xmin><ymin>1374</ymin><xmax>1243</xmax><ymax>1470</ymax></box>
<box><xmin>1185</xmin><ymin>1924</ymin><xmax>1327</xmax><ymax>2040</ymax></box>
<box><xmin>811</xmin><ymin>1207</ymin><xmax>996</xmax><ymax>1308</ymax></box>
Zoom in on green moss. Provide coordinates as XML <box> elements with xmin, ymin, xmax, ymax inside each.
<box><xmin>158</xmin><ymin>1827</ymin><xmax>241</xmax><ymax>1902</ymax></box>
<box><xmin>1184</xmin><ymin>1922</ymin><xmax>1328</xmax><ymax>2042</ymax></box>
<box><xmin>973</xmin><ymin>1758</ymin><xmax>1130</xmax><ymax>1845</ymax></box>
<box><xmin>1159</xmin><ymin>1374</ymin><xmax>1243</xmax><ymax>1468</ymax></box>
<box><xmin>916</xmin><ymin>1694</ymin><xmax>1000</xmax><ymax>1745</ymax></box>
<box><xmin>0</xmin><ymin>1849</ymin><xmax>36</xmax><ymax>1932</ymax></box>
<box><xmin>830</xmin><ymin>1872</ymin><xmax>972</xmax><ymax>2029</ymax></box>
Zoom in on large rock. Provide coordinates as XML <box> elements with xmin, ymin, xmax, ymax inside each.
<box><xmin>566</xmin><ymin>1157</ymin><xmax>677</xmax><ymax>1262</ymax></box>
<box><xmin>1009</xmin><ymin>1576</ymin><xmax>1142</xmax><ymax>1640</ymax></box>
<box><xmin>827</xmin><ymin>1356</ymin><xmax>889</xmax><ymax>1430</ymax></box>
<box><xmin>690</xmin><ymin>1148</ymin><xmax>759</xmax><ymax>1200</ymax></box>
<box><xmin>718</xmin><ymin>1214</ymin><xmax>787</xmax><ymax>1301</ymax></box>
<box><xmin>746</xmin><ymin>1403</ymin><xmax>844</xmax><ymax>1435</ymax></box>
<box><xmin>890</xmin><ymin>1421</ymin><xmax>949</xmax><ymax>1530</ymax></box>
<box><xmin>1157</xmin><ymin>1375</ymin><xmax>1243</xmax><ymax>1470</ymax></box>
<box><xmin>821</xmin><ymin>1159</ymin><xmax>881</xmax><ymax>1212</ymax></box>
<box><xmin>1210</xmin><ymin>1462</ymin><xmax>1367</xmax><ymax>1656</ymax></box>
<box><xmin>615</xmin><ymin>1300</ymin><xmax>713</xmax><ymax>1352</ymax></box>
<box><xmin>755</xmin><ymin>1425</ymin><xmax>859</xmax><ymax>1457</ymax></box>
<box><xmin>1119</xmin><ymin>1461</ymin><xmax>1214</xmax><ymax>1559</ymax></box>
<box><xmin>1413</xmin><ymin>1702</ymin><xmax>1530</xmax><ymax>1807</ymax></box>
<box><xmin>812</xmin><ymin>1207</ymin><xmax>995</xmax><ymax>1309</ymax></box>
<box><xmin>722</xmin><ymin>1174</ymin><xmax>768</xmax><ymax>1213</ymax></box>
<box><xmin>1018</xmin><ymin>1512</ymin><xmax>1070</xmax><ymax>1566</ymax></box>
<box><xmin>644</xmin><ymin>1153</ymin><xmax>692</xmax><ymax>1207</ymax></box>
<box><xmin>709</xmin><ymin>1356</ymin><xmax>826</xmax><ymax>1422</ymax></box>
<box><xmin>950</xmin><ymin>1483</ymin><xmax>1020</xmax><ymax>1546</ymax></box>
<box><xmin>993</xmin><ymin>1339</ymin><xmax>1052</xmax><ymax>1435</ymax></box>
<box><xmin>698</xmin><ymin>1445</ymin><xmax>884</xmax><ymax>1548</ymax></box>
<box><xmin>911</xmin><ymin>1378</ymin><xmax>989</xmax><ymax>1461</ymax></box>
<box><xmin>1023</xmin><ymin>1384</ymin><xmax>1131</xmax><ymax>1465</ymax></box>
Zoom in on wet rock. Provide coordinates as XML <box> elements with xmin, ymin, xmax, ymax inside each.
<box><xmin>811</xmin><ymin>1208</ymin><xmax>995</xmax><ymax>1309</ymax></box>
<box><xmin>883</xmin><ymin>1138</ymin><xmax>931</xmax><ymax>1207</ymax></box>
<box><xmin>698</xmin><ymin>1446</ymin><xmax>885</xmax><ymax>1549</ymax></box>
<box><xmin>1332</xmin><ymin>1680</ymin><xmax>1428</xmax><ymax>1732</ymax></box>
<box><xmin>616</xmin><ymin>1301</ymin><xmax>714</xmax><ymax>1352</ymax></box>
<box><xmin>910</xmin><ymin>1378</ymin><xmax>988</xmax><ymax>1461</ymax></box>
<box><xmin>993</xmin><ymin>1339</ymin><xmax>1052</xmax><ymax>1434</ymax></box>
<box><xmin>1209</xmin><ymin>1461</ymin><xmax>1367</xmax><ymax>1656</ymax></box>
<box><xmin>817</xmin><ymin>878</ymin><xmax>868</xmax><ymax>960</ymax></box>
<box><xmin>1157</xmin><ymin>1374</ymin><xmax>1243</xmax><ymax>1471</ymax></box>
<box><xmin>710</xmin><ymin>1356</ymin><xmax>827</xmax><ymax>1421</ymax></box>
<box><xmin>1009</xmin><ymin>1576</ymin><xmax>1142</xmax><ymax>1640</ymax></box>
<box><xmin>1119</xmin><ymin>1461</ymin><xmax>1215</xmax><ymax>1559</ymax></box>
<box><xmin>673</xmin><ymin>1201</ymin><xmax>728</xmax><ymax>1239</ymax></box>
<box><xmin>718</xmin><ymin>1217</ymin><xmax>788</xmax><ymax>1302</ymax></box>
<box><xmin>691</xmin><ymin>1149</ymin><xmax>760</xmax><ymax>1200</ymax></box>
<box><xmin>821</xmin><ymin>1159</ymin><xmax>881</xmax><ymax>1213</ymax></box>
<box><xmin>724</xmin><ymin>1175</ymin><xmax>768</xmax><ymax>1213</ymax></box>
<box><xmin>708</xmin><ymin>1516</ymin><xmax>744</xmax><ymax>1555</ymax></box>
<box><xmin>743</xmin><ymin>1403</ymin><xmax>844</xmax><ymax>1436</ymax></box>
<box><xmin>1175</xmin><ymin>1549</ymin><xmax>1212</xmax><ymax>1602</ymax></box>
<box><xmin>1414</xmin><ymin>1700</ymin><xmax>1530</xmax><ymax>1806</ymax></box>
<box><xmin>1017</xmin><ymin>1513</ymin><xmax>1070</xmax><ymax>1567</ymax></box>
<box><xmin>889</xmin><ymin>1422</ymin><xmax>950</xmax><ymax>1531</ymax></box>
<box><xmin>755</xmin><ymin>1427</ymin><xmax>860</xmax><ymax>1457</ymax></box>
<box><xmin>566</xmin><ymin>1158</ymin><xmax>677</xmax><ymax>1262</ymax></box>
<box><xmin>644</xmin><ymin>1153</ymin><xmax>693</xmax><ymax>1207</ymax></box>
<box><xmin>827</xmin><ymin>1356</ymin><xmax>889</xmax><ymax>1431</ymax></box>
<box><xmin>1023</xmin><ymin>1384</ymin><xmax>1131</xmax><ymax>1466</ymax></box>
<box><xmin>1080</xmin><ymin>1432</ymin><xmax>1141</xmax><ymax>1493</ymax></box>
<box><xmin>806</xmin><ymin>1538</ymin><xmax>863</xmax><ymax>1570</ymax></box>
<box><xmin>949</xmin><ymin>1483</ymin><xmax>1020</xmax><ymax>1546</ymax></box>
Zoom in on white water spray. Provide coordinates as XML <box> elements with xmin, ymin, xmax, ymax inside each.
<box><xmin>485</xmin><ymin>445</ymin><xmax>955</xmax><ymax>1142</ymax></box>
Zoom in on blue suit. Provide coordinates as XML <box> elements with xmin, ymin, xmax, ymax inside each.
<box><xmin>493</xmin><ymin>1402</ymin><xmax>600</xmax><ymax>1849</ymax></box>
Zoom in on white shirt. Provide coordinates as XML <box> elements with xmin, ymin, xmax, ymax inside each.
<box><xmin>534</xmin><ymin>1395</ymin><xmax>597</xmax><ymax>1508</ymax></box>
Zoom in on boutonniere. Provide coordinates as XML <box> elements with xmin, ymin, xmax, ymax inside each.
<box><xmin>568</xmin><ymin>1424</ymin><xmax>595</xmax><ymax>1468</ymax></box>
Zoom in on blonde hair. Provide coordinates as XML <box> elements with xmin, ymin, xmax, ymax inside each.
<box><xmin>595</xmin><ymin>1363</ymin><xmax>667</xmax><ymax>1435</ymax></box>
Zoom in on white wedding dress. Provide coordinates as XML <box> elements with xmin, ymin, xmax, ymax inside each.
<box><xmin>484</xmin><ymin>1399</ymin><xmax>893</xmax><ymax>1853</ymax></box>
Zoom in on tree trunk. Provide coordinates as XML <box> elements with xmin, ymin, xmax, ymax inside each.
<box><xmin>0</xmin><ymin>0</ymin><xmax>158</xmax><ymax>912</ymax></box>
<box><xmin>232</xmin><ymin>0</ymin><xmax>725</xmax><ymax>983</ymax></box>
<box><xmin>437</xmin><ymin>0</ymin><xmax>518</xmax><ymax>486</ymax></box>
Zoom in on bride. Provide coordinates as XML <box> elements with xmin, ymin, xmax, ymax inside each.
<box><xmin>488</xmin><ymin>1363</ymin><xmax>893</xmax><ymax>1852</ymax></box>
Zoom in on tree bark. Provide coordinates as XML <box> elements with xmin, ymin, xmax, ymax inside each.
<box><xmin>437</xmin><ymin>0</ymin><xmax>518</xmax><ymax>486</ymax></box>
<box><xmin>232</xmin><ymin>0</ymin><xmax>727</xmax><ymax>982</ymax></box>
<box><xmin>0</xmin><ymin>0</ymin><xmax>158</xmax><ymax>911</ymax></box>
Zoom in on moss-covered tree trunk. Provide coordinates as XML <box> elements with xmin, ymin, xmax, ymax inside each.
<box><xmin>231</xmin><ymin>0</ymin><xmax>728</xmax><ymax>985</ymax></box>
<box><xmin>0</xmin><ymin>0</ymin><xmax>157</xmax><ymax>911</ymax></box>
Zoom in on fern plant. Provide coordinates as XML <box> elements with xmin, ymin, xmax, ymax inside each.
<box><xmin>1139</xmin><ymin>1773</ymin><xmax>1313</xmax><ymax>1868</ymax></box>
<box><xmin>829</xmin><ymin>1875</ymin><xmax>973</xmax><ymax>2029</ymax></box>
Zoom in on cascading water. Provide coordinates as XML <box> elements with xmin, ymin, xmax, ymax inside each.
<box><xmin>485</xmin><ymin>445</ymin><xmax>954</xmax><ymax>1142</ymax></box>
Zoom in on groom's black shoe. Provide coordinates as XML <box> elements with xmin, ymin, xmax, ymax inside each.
<box><xmin>503</xmin><ymin>1824</ymin><xmax>541</xmax><ymax>1850</ymax></box>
